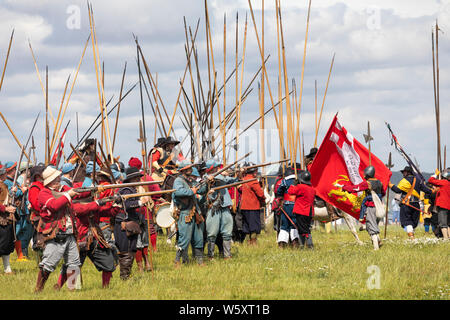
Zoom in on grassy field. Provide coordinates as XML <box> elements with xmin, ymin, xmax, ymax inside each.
<box><xmin>1</xmin><ymin>225</ymin><xmax>448</xmax><ymax>300</ymax></box>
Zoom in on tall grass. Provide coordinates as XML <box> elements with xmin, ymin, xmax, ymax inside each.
<box><xmin>1</xmin><ymin>225</ymin><xmax>448</xmax><ymax>300</ymax></box>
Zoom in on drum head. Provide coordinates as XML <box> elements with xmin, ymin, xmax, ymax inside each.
<box><xmin>155</xmin><ymin>202</ymin><xmax>175</xmax><ymax>228</ymax></box>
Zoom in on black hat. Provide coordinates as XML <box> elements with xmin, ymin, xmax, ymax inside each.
<box><xmin>30</xmin><ymin>165</ymin><xmax>46</xmax><ymax>182</ymax></box>
<box><xmin>162</xmin><ymin>136</ymin><xmax>180</xmax><ymax>146</ymax></box>
<box><xmin>306</xmin><ymin>148</ymin><xmax>318</xmax><ymax>159</ymax></box>
<box><xmin>123</xmin><ymin>167</ymin><xmax>143</xmax><ymax>182</ymax></box>
<box><xmin>155</xmin><ymin>137</ymin><xmax>166</xmax><ymax>148</ymax></box>
<box><xmin>400</xmin><ymin>166</ymin><xmax>413</xmax><ymax>175</ymax></box>
<box><xmin>299</xmin><ymin>170</ymin><xmax>312</xmax><ymax>185</ymax></box>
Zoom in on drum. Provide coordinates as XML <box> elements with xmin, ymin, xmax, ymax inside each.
<box><xmin>155</xmin><ymin>202</ymin><xmax>175</xmax><ymax>229</ymax></box>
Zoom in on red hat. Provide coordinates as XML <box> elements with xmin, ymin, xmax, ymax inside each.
<box><xmin>128</xmin><ymin>157</ymin><xmax>142</xmax><ymax>170</ymax></box>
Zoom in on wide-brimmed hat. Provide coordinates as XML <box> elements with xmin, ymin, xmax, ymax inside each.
<box><xmin>205</xmin><ymin>159</ymin><xmax>220</xmax><ymax>173</ymax></box>
<box><xmin>162</xmin><ymin>136</ymin><xmax>180</xmax><ymax>147</ymax></box>
<box><xmin>5</xmin><ymin>161</ymin><xmax>16</xmax><ymax>172</ymax></box>
<box><xmin>305</xmin><ymin>148</ymin><xmax>318</xmax><ymax>159</ymax></box>
<box><xmin>123</xmin><ymin>167</ymin><xmax>143</xmax><ymax>182</ymax></box>
<box><xmin>178</xmin><ymin>160</ymin><xmax>194</xmax><ymax>172</ymax></box>
<box><xmin>61</xmin><ymin>163</ymin><xmax>75</xmax><ymax>174</ymax></box>
<box><xmin>85</xmin><ymin>161</ymin><xmax>100</xmax><ymax>175</ymax></box>
<box><xmin>43</xmin><ymin>166</ymin><xmax>62</xmax><ymax>186</ymax></box>
<box><xmin>154</xmin><ymin>137</ymin><xmax>167</xmax><ymax>148</ymax></box>
<box><xmin>400</xmin><ymin>166</ymin><xmax>413</xmax><ymax>175</ymax></box>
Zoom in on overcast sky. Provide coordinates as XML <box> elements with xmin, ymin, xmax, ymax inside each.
<box><xmin>0</xmin><ymin>0</ymin><xmax>449</xmax><ymax>172</ymax></box>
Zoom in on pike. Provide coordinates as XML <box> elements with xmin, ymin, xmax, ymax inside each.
<box><xmin>70</xmin><ymin>81</ymin><xmax>138</xmax><ymax>158</ymax></box>
<box><xmin>31</xmin><ymin>136</ymin><xmax>37</xmax><ymax>166</ymax></box>
<box><xmin>0</xmin><ymin>29</ymin><xmax>14</xmax><ymax>93</ymax></box>
<box><xmin>384</xmin><ymin>152</ymin><xmax>393</xmax><ymax>239</ymax></box>
<box><xmin>138</xmin><ymin>120</ymin><xmax>148</xmax><ymax>175</ymax></box>
<box><xmin>97</xmin><ymin>141</ymin><xmax>117</xmax><ymax>185</ymax></box>
<box><xmin>10</xmin><ymin>112</ymin><xmax>40</xmax><ymax>204</ymax></box>
<box><xmin>363</xmin><ymin>121</ymin><xmax>374</xmax><ymax>166</ymax></box>
<box><xmin>0</xmin><ymin>111</ymin><xmax>31</xmax><ymax>162</ymax></box>
<box><xmin>74</xmin><ymin>179</ymin><xmax>162</xmax><ymax>193</ymax></box>
<box><xmin>70</xmin><ymin>143</ymin><xmax>88</xmax><ymax>167</ymax></box>
<box><xmin>54</xmin><ymin>120</ymin><xmax>70</xmax><ymax>169</ymax></box>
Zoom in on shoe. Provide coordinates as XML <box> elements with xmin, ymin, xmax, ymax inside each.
<box><xmin>17</xmin><ymin>257</ymin><xmax>29</xmax><ymax>262</ymax></box>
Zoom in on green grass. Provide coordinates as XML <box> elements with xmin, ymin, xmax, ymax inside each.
<box><xmin>1</xmin><ymin>225</ymin><xmax>448</xmax><ymax>300</ymax></box>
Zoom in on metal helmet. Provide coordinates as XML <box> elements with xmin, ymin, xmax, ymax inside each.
<box><xmin>442</xmin><ymin>170</ymin><xmax>450</xmax><ymax>180</ymax></box>
<box><xmin>364</xmin><ymin>165</ymin><xmax>375</xmax><ymax>179</ymax></box>
<box><xmin>299</xmin><ymin>170</ymin><xmax>312</xmax><ymax>185</ymax></box>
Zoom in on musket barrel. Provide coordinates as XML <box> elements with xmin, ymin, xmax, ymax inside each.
<box><xmin>210</xmin><ymin>178</ymin><xmax>257</xmax><ymax>192</ymax></box>
<box><xmin>120</xmin><ymin>189</ymin><xmax>176</xmax><ymax>200</ymax></box>
<box><xmin>74</xmin><ymin>179</ymin><xmax>163</xmax><ymax>193</ymax></box>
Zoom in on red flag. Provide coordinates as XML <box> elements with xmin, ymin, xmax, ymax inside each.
<box><xmin>50</xmin><ymin>128</ymin><xmax>67</xmax><ymax>166</ymax></box>
<box><xmin>309</xmin><ymin>114</ymin><xmax>392</xmax><ymax>220</ymax></box>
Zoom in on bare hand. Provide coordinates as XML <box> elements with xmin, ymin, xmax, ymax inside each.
<box><xmin>5</xmin><ymin>206</ymin><xmax>16</xmax><ymax>214</ymax></box>
<box><xmin>68</xmin><ymin>189</ymin><xmax>79</xmax><ymax>198</ymax></box>
<box><xmin>141</xmin><ymin>196</ymin><xmax>150</xmax><ymax>204</ymax></box>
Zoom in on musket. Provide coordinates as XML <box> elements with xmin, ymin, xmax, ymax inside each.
<box><xmin>73</xmin><ymin>179</ymin><xmax>162</xmax><ymax>193</ymax></box>
<box><xmin>239</xmin><ymin>159</ymin><xmax>289</xmax><ymax>172</ymax></box>
<box><xmin>194</xmin><ymin>151</ymin><xmax>252</xmax><ymax>188</ymax></box>
<box><xmin>120</xmin><ymin>188</ymin><xmax>176</xmax><ymax>200</ymax></box>
<box><xmin>209</xmin><ymin>177</ymin><xmax>258</xmax><ymax>192</ymax></box>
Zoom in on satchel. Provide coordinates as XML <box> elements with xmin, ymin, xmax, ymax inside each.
<box><xmin>121</xmin><ymin>220</ymin><xmax>142</xmax><ymax>237</ymax></box>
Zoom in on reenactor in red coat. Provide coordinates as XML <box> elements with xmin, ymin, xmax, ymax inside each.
<box><xmin>34</xmin><ymin>166</ymin><xmax>103</xmax><ymax>292</ymax></box>
<box><xmin>239</xmin><ymin>165</ymin><xmax>265</xmax><ymax>245</ymax></box>
<box><xmin>287</xmin><ymin>171</ymin><xmax>316</xmax><ymax>249</ymax></box>
<box><xmin>428</xmin><ymin>170</ymin><xmax>450</xmax><ymax>240</ymax></box>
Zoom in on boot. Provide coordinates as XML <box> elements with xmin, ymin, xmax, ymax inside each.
<box><xmin>174</xmin><ymin>249</ymin><xmax>183</xmax><ymax>269</ymax></box>
<box><xmin>371</xmin><ymin>234</ymin><xmax>379</xmax><ymax>251</ymax></box>
<box><xmin>136</xmin><ymin>260</ymin><xmax>144</xmax><ymax>273</ymax></box>
<box><xmin>305</xmin><ymin>234</ymin><xmax>314</xmax><ymax>249</ymax></box>
<box><xmin>278</xmin><ymin>241</ymin><xmax>287</xmax><ymax>249</ymax></box>
<box><xmin>194</xmin><ymin>248</ymin><xmax>205</xmax><ymax>266</ymax></box>
<box><xmin>142</xmin><ymin>250</ymin><xmax>152</xmax><ymax>272</ymax></box>
<box><xmin>298</xmin><ymin>235</ymin><xmax>306</xmax><ymax>248</ymax></box>
<box><xmin>15</xmin><ymin>240</ymin><xmax>25</xmax><ymax>261</ymax></box>
<box><xmin>118</xmin><ymin>253</ymin><xmax>134</xmax><ymax>280</ymax></box>
<box><xmin>102</xmin><ymin>271</ymin><xmax>112</xmax><ymax>288</ymax></box>
<box><xmin>291</xmin><ymin>239</ymin><xmax>300</xmax><ymax>248</ymax></box>
<box><xmin>223</xmin><ymin>240</ymin><xmax>232</xmax><ymax>259</ymax></box>
<box><xmin>35</xmin><ymin>268</ymin><xmax>50</xmax><ymax>293</ymax></box>
<box><xmin>65</xmin><ymin>267</ymin><xmax>78</xmax><ymax>291</ymax></box>
<box><xmin>377</xmin><ymin>235</ymin><xmax>383</xmax><ymax>248</ymax></box>
<box><xmin>54</xmin><ymin>271</ymin><xmax>68</xmax><ymax>290</ymax></box>
<box><xmin>442</xmin><ymin>227</ymin><xmax>449</xmax><ymax>240</ymax></box>
<box><xmin>207</xmin><ymin>240</ymin><xmax>215</xmax><ymax>260</ymax></box>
